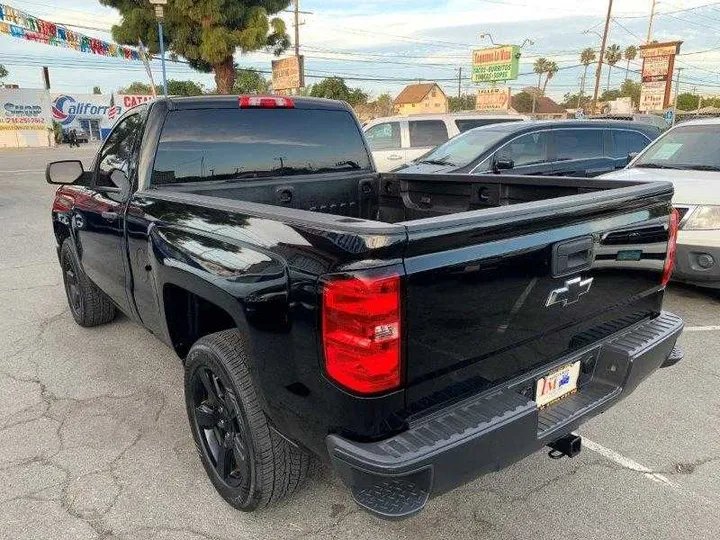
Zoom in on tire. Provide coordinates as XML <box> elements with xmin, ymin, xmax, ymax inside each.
<box><xmin>184</xmin><ymin>329</ymin><xmax>309</xmax><ymax>511</ymax></box>
<box><xmin>60</xmin><ymin>239</ymin><xmax>116</xmax><ymax>327</ymax></box>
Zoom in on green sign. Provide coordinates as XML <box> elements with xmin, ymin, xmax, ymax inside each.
<box><xmin>471</xmin><ymin>45</ymin><xmax>520</xmax><ymax>83</ymax></box>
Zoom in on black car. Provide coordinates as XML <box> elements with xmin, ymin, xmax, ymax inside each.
<box><xmin>398</xmin><ymin>120</ymin><xmax>662</xmax><ymax>177</ymax></box>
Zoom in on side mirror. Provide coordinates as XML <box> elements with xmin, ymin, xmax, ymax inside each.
<box><xmin>46</xmin><ymin>160</ymin><xmax>84</xmax><ymax>185</ymax></box>
<box><xmin>627</xmin><ymin>152</ymin><xmax>639</xmax><ymax>165</ymax></box>
<box><xmin>493</xmin><ymin>158</ymin><xmax>515</xmax><ymax>172</ymax></box>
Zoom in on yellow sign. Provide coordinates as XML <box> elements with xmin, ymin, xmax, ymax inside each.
<box><xmin>272</xmin><ymin>56</ymin><xmax>304</xmax><ymax>92</ymax></box>
<box><xmin>471</xmin><ymin>46</ymin><xmax>520</xmax><ymax>83</ymax></box>
<box><xmin>476</xmin><ymin>86</ymin><xmax>511</xmax><ymax>111</ymax></box>
<box><xmin>639</xmin><ymin>41</ymin><xmax>682</xmax><ymax>58</ymax></box>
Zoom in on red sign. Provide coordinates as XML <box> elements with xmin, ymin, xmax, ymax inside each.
<box><xmin>121</xmin><ymin>94</ymin><xmax>155</xmax><ymax>108</ymax></box>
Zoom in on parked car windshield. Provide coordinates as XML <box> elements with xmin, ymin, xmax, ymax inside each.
<box><xmin>414</xmin><ymin>126</ymin><xmax>513</xmax><ymax>168</ymax></box>
<box><xmin>632</xmin><ymin>124</ymin><xmax>720</xmax><ymax>171</ymax></box>
<box><xmin>152</xmin><ymin>108</ymin><xmax>372</xmax><ymax>184</ymax></box>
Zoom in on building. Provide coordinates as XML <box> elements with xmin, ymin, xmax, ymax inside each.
<box><xmin>510</xmin><ymin>94</ymin><xmax>567</xmax><ymax>120</ymax></box>
<box><xmin>0</xmin><ymin>88</ymin><xmax>54</xmax><ymax>148</ymax></box>
<box><xmin>393</xmin><ymin>83</ymin><xmax>448</xmax><ymax>115</ymax></box>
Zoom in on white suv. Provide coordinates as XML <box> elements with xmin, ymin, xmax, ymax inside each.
<box><xmin>363</xmin><ymin>113</ymin><xmax>528</xmax><ymax>172</ymax></box>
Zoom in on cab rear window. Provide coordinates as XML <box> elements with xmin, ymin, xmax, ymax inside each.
<box><xmin>152</xmin><ymin>108</ymin><xmax>371</xmax><ymax>184</ymax></box>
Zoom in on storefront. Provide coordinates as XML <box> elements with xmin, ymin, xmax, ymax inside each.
<box><xmin>0</xmin><ymin>88</ymin><xmax>53</xmax><ymax>148</ymax></box>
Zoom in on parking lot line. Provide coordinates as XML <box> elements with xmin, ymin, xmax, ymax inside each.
<box><xmin>579</xmin><ymin>435</ymin><xmax>676</xmax><ymax>486</ymax></box>
<box><xmin>684</xmin><ymin>326</ymin><xmax>720</xmax><ymax>332</ymax></box>
<box><xmin>2</xmin><ymin>169</ymin><xmax>46</xmax><ymax>174</ymax></box>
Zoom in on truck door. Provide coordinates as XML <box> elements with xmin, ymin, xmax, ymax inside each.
<box><xmin>72</xmin><ymin>112</ymin><xmax>145</xmax><ymax>314</ymax></box>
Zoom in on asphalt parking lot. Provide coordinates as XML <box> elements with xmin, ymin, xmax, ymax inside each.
<box><xmin>1</xmin><ymin>145</ymin><xmax>719</xmax><ymax>540</ymax></box>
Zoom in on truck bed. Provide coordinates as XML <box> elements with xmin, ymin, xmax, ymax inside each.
<box><xmin>153</xmin><ymin>172</ymin><xmax>637</xmax><ymax>225</ymax></box>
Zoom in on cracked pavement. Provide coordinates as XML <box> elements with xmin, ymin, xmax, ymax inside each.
<box><xmin>1</xmin><ymin>146</ymin><xmax>719</xmax><ymax>540</ymax></box>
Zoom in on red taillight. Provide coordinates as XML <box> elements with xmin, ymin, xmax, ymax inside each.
<box><xmin>662</xmin><ymin>208</ymin><xmax>680</xmax><ymax>288</ymax></box>
<box><xmin>238</xmin><ymin>95</ymin><xmax>294</xmax><ymax>108</ymax></box>
<box><xmin>322</xmin><ymin>274</ymin><xmax>401</xmax><ymax>394</ymax></box>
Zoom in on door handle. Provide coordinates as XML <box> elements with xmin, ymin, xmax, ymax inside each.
<box><xmin>552</xmin><ymin>236</ymin><xmax>594</xmax><ymax>276</ymax></box>
<box><xmin>387</xmin><ymin>154</ymin><xmax>403</xmax><ymax>160</ymax></box>
<box><xmin>101</xmin><ymin>211</ymin><xmax>118</xmax><ymax>221</ymax></box>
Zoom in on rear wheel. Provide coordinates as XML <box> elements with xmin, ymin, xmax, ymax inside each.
<box><xmin>60</xmin><ymin>239</ymin><xmax>116</xmax><ymax>327</ymax></box>
<box><xmin>184</xmin><ymin>330</ymin><xmax>309</xmax><ymax>511</ymax></box>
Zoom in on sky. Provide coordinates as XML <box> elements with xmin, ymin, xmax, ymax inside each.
<box><xmin>2</xmin><ymin>0</ymin><xmax>720</xmax><ymax>101</ymax></box>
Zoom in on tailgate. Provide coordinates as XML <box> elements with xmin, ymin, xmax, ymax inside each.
<box><xmin>401</xmin><ymin>182</ymin><xmax>674</xmax><ymax>411</ymax></box>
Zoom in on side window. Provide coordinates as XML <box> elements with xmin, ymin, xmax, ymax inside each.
<box><xmin>455</xmin><ymin>118</ymin><xmax>521</xmax><ymax>133</ymax></box>
<box><xmin>554</xmin><ymin>129</ymin><xmax>604</xmax><ymax>160</ymax></box>
<box><xmin>409</xmin><ymin>120</ymin><xmax>449</xmax><ymax>148</ymax></box>
<box><xmin>611</xmin><ymin>130</ymin><xmax>651</xmax><ymax>158</ymax></box>
<box><xmin>497</xmin><ymin>131</ymin><xmax>551</xmax><ymax>167</ymax></box>
<box><xmin>365</xmin><ymin>122</ymin><xmax>401</xmax><ymax>150</ymax></box>
<box><xmin>96</xmin><ymin>114</ymin><xmax>144</xmax><ymax>188</ymax></box>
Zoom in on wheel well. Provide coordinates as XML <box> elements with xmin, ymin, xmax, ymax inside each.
<box><xmin>163</xmin><ymin>284</ymin><xmax>237</xmax><ymax>358</ymax></box>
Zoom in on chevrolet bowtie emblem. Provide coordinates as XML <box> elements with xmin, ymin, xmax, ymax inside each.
<box><xmin>546</xmin><ymin>277</ymin><xmax>594</xmax><ymax>307</ymax></box>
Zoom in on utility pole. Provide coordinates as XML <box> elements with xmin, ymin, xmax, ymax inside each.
<box><xmin>457</xmin><ymin>67</ymin><xmax>462</xmax><ymax>98</ymax></box>
<box><xmin>646</xmin><ymin>0</ymin><xmax>657</xmax><ymax>43</ymax></box>
<box><xmin>591</xmin><ymin>0</ymin><xmax>613</xmax><ymax>115</ymax></box>
<box><xmin>294</xmin><ymin>0</ymin><xmax>301</xmax><ymax>57</ymax></box>
<box><xmin>672</xmin><ymin>67</ymin><xmax>683</xmax><ymax>126</ymax></box>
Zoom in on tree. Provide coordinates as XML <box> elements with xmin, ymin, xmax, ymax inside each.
<box><xmin>599</xmin><ymin>89</ymin><xmax>622</xmax><ymax>102</ymax></box>
<box><xmin>512</xmin><ymin>91</ymin><xmax>535</xmax><ymax>113</ymax></box>
<box><xmin>233</xmin><ymin>68</ymin><xmax>270</xmax><ymax>94</ymax></box>
<box><xmin>448</xmin><ymin>94</ymin><xmax>476</xmax><ymax>112</ymax></box>
<box><xmin>376</xmin><ymin>93</ymin><xmax>393</xmax><ymax>116</ymax></box>
<box><xmin>100</xmin><ymin>0</ymin><xmax>291</xmax><ymax>94</ymax></box>
<box><xmin>118</xmin><ymin>79</ymin><xmax>204</xmax><ymax>96</ymax></box>
<box><xmin>579</xmin><ymin>48</ymin><xmax>596</xmax><ymax>106</ymax></box>
<box><xmin>0</xmin><ymin>64</ymin><xmax>7</xmax><ymax>86</ymax></box>
<box><xmin>309</xmin><ymin>77</ymin><xmax>367</xmax><ymax>106</ymax></box>
<box><xmin>623</xmin><ymin>45</ymin><xmax>638</xmax><ymax>80</ymax></box>
<box><xmin>533</xmin><ymin>58</ymin><xmax>550</xmax><ymax>93</ymax></box>
<box><xmin>166</xmin><ymin>79</ymin><xmax>204</xmax><ymax>96</ymax></box>
<box><xmin>620</xmin><ymin>79</ymin><xmax>641</xmax><ymax>107</ymax></box>
<box><xmin>561</xmin><ymin>92</ymin><xmax>591</xmax><ymax>109</ymax></box>
<box><xmin>677</xmin><ymin>92</ymin><xmax>700</xmax><ymax>111</ymax></box>
<box><xmin>542</xmin><ymin>61</ymin><xmax>559</xmax><ymax>95</ymax></box>
<box><xmin>93</xmin><ymin>86</ymin><xmax>102</xmax><ymax>94</ymax></box>
<box><xmin>118</xmin><ymin>81</ymin><xmax>154</xmax><ymax>94</ymax></box>
<box><xmin>605</xmin><ymin>44</ymin><xmax>622</xmax><ymax>91</ymax></box>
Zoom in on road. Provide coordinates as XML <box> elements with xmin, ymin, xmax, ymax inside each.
<box><xmin>1</xmin><ymin>145</ymin><xmax>719</xmax><ymax>540</ymax></box>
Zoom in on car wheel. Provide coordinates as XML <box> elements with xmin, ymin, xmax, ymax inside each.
<box><xmin>60</xmin><ymin>239</ymin><xmax>116</xmax><ymax>327</ymax></box>
<box><xmin>184</xmin><ymin>329</ymin><xmax>309</xmax><ymax>511</ymax></box>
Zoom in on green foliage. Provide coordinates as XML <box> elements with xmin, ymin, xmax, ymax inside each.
<box><xmin>677</xmin><ymin>93</ymin><xmax>700</xmax><ymax>111</ymax></box>
<box><xmin>605</xmin><ymin>44</ymin><xmax>622</xmax><ymax>66</ymax></box>
<box><xmin>0</xmin><ymin>64</ymin><xmax>8</xmax><ymax>81</ymax></box>
<box><xmin>624</xmin><ymin>45</ymin><xmax>637</xmax><ymax>62</ymax></box>
<box><xmin>118</xmin><ymin>81</ymin><xmax>154</xmax><ymax>94</ymax></box>
<box><xmin>532</xmin><ymin>58</ymin><xmax>559</xmax><ymax>94</ymax></box>
<box><xmin>118</xmin><ymin>79</ymin><xmax>204</xmax><ymax>96</ymax></box>
<box><xmin>599</xmin><ymin>89</ymin><xmax>622</xmax><ymax>102</ymax></box>
<box><xmin>619</xmin><ymin>79</ymin><xmax>641</xmax><ymax>107</ymax></box>
<box><xmin>308</xmin><ymin>77</ymin><xmax>368</xmax><ymax>105</ymax></box>
<box><xmin>93</xmin><ymin>86</ymin><xmax>102</xmax><ymax>94</ymax></box>
<box><xmin>167</xmin><ymin>79</ymin><xmax>204</xmax><ymax>96</ymax></box>
<box><xmin>52</xmin><ymin>121</ymin><xmax>63</xmax><ymax>144</ymax></box>
<box><xmin>512</xmin><ymin>91</ymin><xmax>535</xmax><ymax>113</ymax></box>
<box><xmin>99</xmin><ymin>0</ymin><xmax>291</xmax><ymax>93</ymax></box>
<box><xmin>580</xmin><ymin>48</ymin><xmax>596</xmax><ymax>66</ymax></box>
<box><xmin>448</xmin><ymin>94</ymin><xmax>476</xmax><ymax>112</ymax></box>
<box><xmin>560</xmin><ymin>92</ymin><xmax>591</xmax><ymax>109</ymax></box>
<box><xmin>375</xmin><ymin>93</ymin><xmax>393</xmax><ymax>117</ymax></box>
<box><xmin>232</xmin><ymin>68</ymin><xmax>270</xmax><ymax>94</ymax></box>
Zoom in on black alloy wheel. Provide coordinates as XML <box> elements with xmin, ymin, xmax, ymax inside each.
<box><xmin>190</xmin><ymin>366</ymin><xmax>252</xmax><ymax>490</ymax></box>
<box><xmin>62</xmin><ymin>256</ymin><xmax>83</xmax><ymax>318</ymax></box>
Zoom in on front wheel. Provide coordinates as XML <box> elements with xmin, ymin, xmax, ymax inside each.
<box><xmin>59</xmin><ymin>239</ymin><xmax>116</xmax><ymax>327</ymax></box>
<box><xmin>184</xmin><ymin>330</ymin><xmax>309</xmax><ymax>511</ymax></box>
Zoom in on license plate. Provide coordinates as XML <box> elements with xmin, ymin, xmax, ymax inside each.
<box><xmin>535</xmin><ymin>361</ymin><xmax>581</xmax><ymax>408</ymax></box>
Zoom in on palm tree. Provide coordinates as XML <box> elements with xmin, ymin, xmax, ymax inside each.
<box><xmin>578</xmin><ymin>48</ymin><xmax>596</xmax><ymax>108</ymax></box>
<box><xmin>605</xmin><ymin>44</ymin><xmax>622</xmax><ymax>90</ymax></box>
<box><xmin>542</xmin><ymin>61</ymin><xmax>559</xmax><ymax>95</ymax></box>
<box><xmin>533</xmin><ymin>58</ymin><xmax>550</xmax><ymax>93</ymax></box>
<box><xmin>624</xmin><ymin>45</ymin><xmax>638</xmax><ymax>81</ymax></box>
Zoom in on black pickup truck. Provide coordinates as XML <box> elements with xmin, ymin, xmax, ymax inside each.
<box><xmin>47</xmin><ymin>95</ymin><xmax>683</xmax><ymax>520</ymax></box>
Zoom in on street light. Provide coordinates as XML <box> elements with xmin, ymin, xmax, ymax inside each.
<box><xmin>149</xmin><ymin>0</ymin><xmax>168</xmax><ymax>97</ymax></box>
<box><xmin>478</xmin><ymin>33</ymin><xmax>534</xmax><ymax>48</ymax></box>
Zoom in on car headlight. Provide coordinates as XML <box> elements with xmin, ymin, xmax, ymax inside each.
<box><xmin>683</xmin><ymin>205</ymin><xmax>720</xmax><ymax>230</ymax></box>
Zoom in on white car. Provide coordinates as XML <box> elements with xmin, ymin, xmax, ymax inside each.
<box><xmin>363</xmin><ymin>113</ymin><xmax>528</xmax><ymax>172</ymax></box>
<box><xmin>602</xmin><ymin>118</ymin><xmax>720</xmax><ymax>290</ymax></box>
